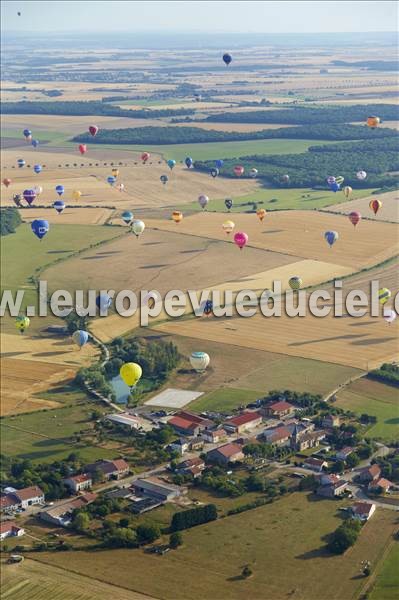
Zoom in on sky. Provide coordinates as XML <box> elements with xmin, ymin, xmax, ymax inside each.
<box><xmin>2</xmin><ymin>1</ymin><xmax>398</xmax><ymax>33</ymax></box>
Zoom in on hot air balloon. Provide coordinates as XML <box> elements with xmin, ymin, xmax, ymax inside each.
<box><xmin>72</xmin><ymin>190</ymin><xmax>82</xmax><ymax>201</ymax></box>
<box><xmin>343</xmin><ymin>186</ymin><xmax>352</xmax><ymax>198</ymax></box>
<box><xmin>72</xmin><ymin>329</ymin><xmax>89</xmax><ymax>349</ymax></box>
<box><xmin>172</xmin><ymin>211</ymin><xmax>183</xmax><ymax>224</ymax></box>
<box><xmin>185</xmin><ymin>156</ymin><xmax>193</xmax><ymax>169</ymax></box>
<box><xmin>17</xmin><ymin>159</ymin><xmax>25</xmax><ymax>168</ymax></box>
<box><xmin>194</xmin><ymin>93</ymin><xmax>202</xmax><ymax>102</ymax></box>
<box><xmin>160</xmin><ymin>175</ymin><xmax>168</xmax><ymax>185</ymax></box>
<box><xmin>13</xmin><ymin>194</ymin><xmax>22</xmax><ymax>207</ymax></box>
<box><xmin>32</xmin><ymin>139</ymin><xmax>39</xmax><ymax>148</ymax></box>
<box><xmin>89</xmin><ymin>125</ymin><xmax>98</xmax><ymax>136</ymax></box>
<box><xmin>369</xmin><ymin>199</ymin><xmax>382</xmax><ymax>215</ymax></box>
<box><xmin>256</xmin><ymin>208</ymin><xmax>266</xmax><ymax>222</ymax></box>
<box><xmin>198</xmin><ymin>195</ymin><xmax>209</xmax><ymax>210</ymax></box>
<box><xmin>121</xmin><ymin>210</ymin><xmax>133</xmax><ymax>225</ymax></box>
<box><xmin>356</xmin><ymin>170</ymin><xmax>367</xmax><ymax>180</ymax></box>
<box><xmin>54</xmin><ymin>200</ymin><xmax>65</xmax><ymax>214</ymax></box>
<box><xmin>120</xmin><ymin>362</ymin><xmax>142</xmax><ymax>388</ymax></box>
<box><xmin>3</xmin><ymin>178</ymin><xmax>11</xmax><ymax>188</ymax></box>
<box><xmin>203</xmin><ymin>299</ymin><xmax>213</xmax><ymax>317</ymax></box>
<box><xmin>222</xmin><ymin>220</ymin><xmax>235</xmax><ymax>235</ymax></box>
<box><xmin>367</xmin><ymin>116</ymin><xmax>380</xmax><ymax>128</ymax></box>
<box><xmin>111</xmin><ymin>168</ymin><xmax>119</xmax><ymax>178</ymax></box>
<box><xmin>131</xmin><ymin>219</ymin><xmax>145</xmax><ymax>238</ymax></box>
<box><xmin>117</xmin><ymin>183</ymin><xmax>125</xmax><ymax>192</ymax></box>
<box><xmin>33</xmin><ymin>185</ymin><xmax>43</xmax><ymax>196</ymax></box>
<box><xmin>15</xmin><ymin>315</ymin><xmax>30</xmax><ymax>334</ymax></box>
<box><xmin>233</xmin><ymin>165</ymin><xmax>244</xmax><ymax>177</ymax></box>
<box><xmin>31</xmin><ymin>219</ymin><xmax>49</xmax><ymax>240</ymax></box>
<box><xmin>33</xmin><ymin>164</ymin><xmax>42</xmax><ymax>174</ymax></box>
<box><xmin>23</xmin><ymin>129</ymin><xmax>31</xmax><ymax>140</ymax></box>
<box><xmin>234</xmin><ymin>231</ymin><xmax>248</xmax><ymax>250</ymax></box>
<box><xmin>225</xmin><ymin>198</ymin><xmax>233</xmax><ymax>211</ymax></box>
<box><xmin>326</xmin><ymin>176</ymin><xmax>336</xmax><ymax>185</ymax></box>
<box><xmin>281</xmin><ymin>174</ymin><xmax>290</xmax><ymax>183</ymax></box>
<box><xmin>167</xmin><ymin>159</ymin><xmax>176</xmax><ymax>170</ymax></box>
<box><xmin>55</xmin><ymin>185</ymin><xmax>65</xmax><ymax>196</ymax></box>
<box><xmin>190</xmin><ymin>351</ymin><xmax>210</xmax><ymax>373</ymax></box>
<box><xmin>78</xmin><ymin>144</ymin><xmax>87</xmax><ymax>155</ymax></box>
<box><xmin>215</xmin><ymin>159</ymin><xmax>224</xmax><ymax>169</ymax></box>
<box><xmin>23</xmin><ymin>189</ymin><xmax>36</xmax><ymax>205</ymax></box>
<box><xmin>107</xmin><ymin>176</ymin><xmax>116</xmax><ymax>186</ymax></box>
<box><xmin>222</xmin><ymin>53</ymin><xmax>232</xmax><ymax>66</ymax></box>
<box><xmin>335</xmin><ymin>176</ymin><xmax>344</xmax><ymax>186</ymax></box>
<box><xmin>210</xmin><ymin>167</ymin><xmax>219</xmax><ymax>178</ymax></box>
<box><xmin>378</xmin><ymin>288</ymin><xmax>391</xmax><ymax>305</ymax></box>
<box><xmin>96</xmin><ymin>293</ymin><xmax>112</xmax><ymax>312</ymax></box>
<box><xmin>383</xmin><ymin>309</ymin><xmax>397</xmax><ymax>325</ymax></box>
<box><xmin>141</xmin><ymin>152</ymin><xmax>150</xmax><ymax>164</ymax></box>
<box><xmin>330</xmin><ymin>182</ymin><xmax>340</xmax><ymax>193</ymax></box>
<box><xmin>289</xmin><ymin>276</ymin><xmax>302</xmax><ymax>290</ymax></box>
<box><xmin>250</xmin><ymin>168</ymin><xmax>258</xmax><ymax>178</ymax></box>
<box><xmin>324</xmin><ymin>230</ymin><xmax>338</xmax><ymax>247</ymax></box>
<box><xmin>349</xmin><ymin>211</ymin><xmax>361</xmax><ymax>227</ymax></box>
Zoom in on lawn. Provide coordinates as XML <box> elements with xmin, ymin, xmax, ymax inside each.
<box><xmin>189</xmin><ymin>387</ymin><xmax>262</xmax><ymax>412</ymax></box>
<box><xmin>335</xmin><ymin>378</ymin><xmax>399</xmax><ymax>443</ymax></box>
<box><xmin>32</xmin><ymin>492</ymin><xmax>397</xmax><ymax>600</ymax></box>
<box><xmin>369</xmin><ymin>542</ymin><xmax>399</xmax><ymax>600</ymax></box>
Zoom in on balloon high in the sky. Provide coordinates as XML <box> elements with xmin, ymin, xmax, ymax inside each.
<box><xmin>198</xmin><ymin>195</ymin><xmax>209</xmax><ymax>210</ymax></box>
<box><xmin>141</xmin><ymin>152</ymin><xmax>150</xmax><ymax>163</ymax></box>
<box><xmin>369</xmin><ymin>199</ymin><xmax>382</xmax><ymax>215</ymax></box>
<box><xmin>222</xmin><ymin>53</ymin><xmax>232</xmax><ymax>66</ymax></box>
<box><xmin>89</xmin><ymin>125</ymin><xmax>98</xmax><ymax>136</ymax></box>
<box><xmin>131</xmin><ymin>219</ymin><xmax>145</xmax><ymax>238</ymax></box>
<box><xmin>32</xmin><ymin>139</ymin><xmax>39</xmax><ymax>148</ymax></box>
<box><xmin>33</xmin><ymin>164</ymin><xmax>42</xmax><ymax>174</ymax></box>
<box><xmin>349</xmin><ymin>211</ymin><xmax>361</xmax><ymax>227</ymax></box>
<box><xmin>356</xmin><ymin>170</ymin><xmax>367</xmax><ymax>180</ymax></box>
<box><xmin>367</xmin><ymin>116</ymin><xmax>380</xmax><ymax>128</ymax></box>
<box><xmin>55</xmin><ymin>185</ymin><xmax>65</xmax><ymax>196</ymax></box>
<box><xmin>3</xmin><ymin>178</ymin><xmax>11</xmax><ymax>188</ymax></box>
<box><xmin>190</xmin><ymin>351</ymin><xmax>210</xmax><ymax>373</ymax></box>
<box><xmin>185</xmin><ymin>157</ymin><xmax>193</xmax><ymax>169</ymax></box>
<box><xmin>160</xmin><ymin>175</ymin><xmax>168</xmax><ymax>185</ymax></box>
<box><xmin>120</xmin><ymin>362</ymin><xmax>142</xmax><ymax>388</ymax></box>
<box><xmin>121</xmin><ymin>211</ymin><xmax>133</xmax><ymax>225</ymax></box>
<box><xmin>234</xmin><ymin>231</ymin><xmax>248</xmax><ymax>250</ymax></box>
<box><xmin>256</xmin><ymin>209</ymin><xmax>266</xmax><ymax>222</ymax></box>
<box><xmin>378</xmin><ymin>288</ymin><xmax>391</xmax><ymax>305</ymax></box>
<box><xmin>167</xmin><ymin>159</ymin><xmax>176</xmax><ymax>170</ymax></box>
<box><xmin>78</xmin><ymin>144</ymin><xmax>87</xmax><ymax>155</ymax></box>
<box><xmin>324</xmin><ymin>230</ymin><xmax>338</xmax><ymax>247</ymax></box>
<box><xmin>17</xmin><ymin>159</ymin><xmax>25</xmax><ymax>168</ymax></box>
<box><xmin>289</xmin><ymin>276</ymin><xmax>302</xmax><ymax>290</ymax></box>
<box><xmin>31</xmin><ymin>219</ymin><xmax>49</xmax><ymax>240</ymax></box>
<box><xmin>225</xmin><ymin>198</ymin><xmax>233</xmax><ymax>211</ymax></box>
<box><xmin>72</xmin><ymin>190</ymin><xmax>82</xmax><ymax>201</ymax></box>
<box><xmin>72</xmin><ymin>330</ymin><xmax>89</xmax><ymax>349</ymax></box>
<box><xmin>23</xmin><ymin>189</ymin><xmax>36</xmax><ymax>205</ymax></box>
<box><xmin>54</xmin><ymin>200</ymin><xmax>65</xmax><ymax>214</ymax></box>
<box><xmin>222</xmin><ymin>220</ymin><xmax>235</xmax><ymax>235</ymax></box>
<box><xmin>233</xmin><ymin>165</ymin><xmax>244</xmax><ymax>177</ymax></box>
<box><xmin>15</xmin><ymin>316</ymin><xmax>30</xmax><ymax>334</ymax></box>
<box><xmin>343</xmin><ymin>186</ymin><xmax>352</xmax><ymax>198</ymax></box>
<box><xmin>210</xmin><ymin>168</ymin><xmax>219</xmax><ymax>178</ymax></box>
<box><xmin>172</xmin><ymin>211</ymin><xmax>183</xmax><ymax>224</ymax></box>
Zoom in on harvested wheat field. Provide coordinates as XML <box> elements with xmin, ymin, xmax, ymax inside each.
<box><xmin>19</xmin><ymin>207</ymin><xmax>114</xmax><ymax>225</ymax></box>
<box><xmin>145</xmin><ymin>210</ymin><xmax>399</xmax><ymax>270</ymax></box>
<box><xmin>322</xmin><ymin>190</ymin><xmax>399</xmax><ymax>223</ymax></box>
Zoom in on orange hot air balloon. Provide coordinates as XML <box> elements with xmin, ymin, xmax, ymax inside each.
<box><xmin>369</xmin><ymin>199</ymin><xmax>382</xmax><ymax>215</ymax></box>
<box><xmin>367</xmin><ymin>116</ymin><xmax>380</xmax><ymax>128</ymax></box>
<box><xmin>141</xmin><ymin>152</ymin><xmax>150</xmax><ymax>163</ymax></box>
<box><xmin>172</xmin><ymin>211</ymin><xmax>183</xmax><ymax>224</ymax></box>
<box><xmin>256</xmin><ymin>208</ymin><xmax>266</xmax><ymax>222</ymax></box>
<box><xmin>349</xmin><ymin>211</ymin><xmax>362</xmax><ymax>227</ymax></box>
<box><xmin>78</xmin><ymin>144</ymin><xmax>87</xmax><ymax>155</ymax></box>
<box><xmin>233</xmin><ymin>165</ymin><xmax>244</xmax><ymax>177</ymax></box>
<box><xmin>3</xmin><ymin>178</ymin><xmax>11</xmax><ymax>188</ymax></box>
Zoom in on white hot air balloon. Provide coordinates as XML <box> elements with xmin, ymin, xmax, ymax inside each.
<box><xmin>131</xmin><ymin>219</ymin><xmax>145</xmax><ymax>238</ymax></box>
<box><xmin>383</xmin><ymin>309</ymin><xmax>397</xmax><ymax>325</ymax></box>
<box><xmin>189</xmin><ymin>351</ymin><xmax>210</xmax><ymax>373</ymax></box>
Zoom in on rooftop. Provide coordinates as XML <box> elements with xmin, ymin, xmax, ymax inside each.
<box><xmin>212</xmin><ymin>442</ymin><xmax>243</xmax><ymax>458</ymax></box>
<box><xmin>14</xmin><ymin>486</ymin><xmax>44</xmax><ymax>501</ymax></box>
<box><xmin>225</xmin><ymin>411</ymin><xmax>262</xmax><ymax>427</ymax></box>
<box><xmin>268</xmin><ymin>401</ymin><xmax>294</xmax><ymax>412</ymax></box>
<box><xmin>352</xmin><ymin>502</ymin><xmax>375</xmax><ymax>515</ymax></box>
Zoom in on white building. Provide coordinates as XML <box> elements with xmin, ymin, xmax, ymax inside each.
<box><xmin>63</xmin><ymin>474</ymin><xmax>92</xmax><ymax>494</ymax></box>
<box><xmin>0</xmin><ymin>521</ymin><xmax>25</xmax><ymax>541</ymax></box>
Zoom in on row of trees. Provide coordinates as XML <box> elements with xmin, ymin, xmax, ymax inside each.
<box><xmin>0</xmin><ymin>207</ymin><xmax>22</xmax><ymax>236</ymax></box>
<box><xmin>171</xmin><ymin>504</ymin><xmax>217</xmax><ymax>531</ymax></box>
<box><xmin>368</xmin><ymin>363</ymin><xmax>399</xmax><ymax>387</ymax></box>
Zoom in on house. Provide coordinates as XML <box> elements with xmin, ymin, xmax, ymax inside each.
<box><xmin>63</xmin><ymin>473</ymin><xmax>92</xmax><ymax>494</ymax></box>
<box><xmin>336</xmin><ymin>447</ymin><xmax>354</xmax><ymax>461</ymax></box>
<box><xmin>106</xmin><ymin>412</ymin><xmax>142</xmax><ymax>430</ymax></box>
<box><xmin>262</xmin><ymin>426</ymin><xmax>291</xmax><ymax>446</ymax></box>
<box><xmin>316</xmin><ymin>480</ymin><xmax>347</xmax><ymax>498</ymax></box>
<box><xmin>224</xmin><ymin>411</ymin><xmax>263</xmax><ymax>434</ymax></box>
<box><xmin>189</xmin><ymin>438</ymin><xmax>205</xmax><ymax>451</ymax></box>
<box><xmin>303</xmin><ymin>457</ymin><xmax>328</xmax><ymax>473</ymax></box>
<box><xmin>175</xmin><ymin>457</ymin><xmax>205</xmax><ymax>478</ymax></box>
<box><xmin>351</xmin><ymin>502</ymin><xmax>376</xmax><ymax>521</ymax></box>
<box><xmin>0</xmin><ymin>521</ymin><xmax>25</xmax><ymax>541</ymax></box>
<box><xmin>0</xmin><ymin>494</ymin><xmax>20</xmax><ymax>513</ymax></box>
<box><xmin>85</xmin><ymin>459</ymin><xmax>129</xmax><ymax>481</ymax></box>
<box><xmin>318</xmin><ymin>473</ymin><xmax>341</xmax><ymax>486</ymax></box>
<box><xmin>291</xmin><ymin>426</ymin><xmax>326</xmax><ymax>452</ymax></box>
<box><xmin>39</xmin><ymin>492</ymin><xmax>97</xmax><ymax>527</ymax></box>
<box><xmin>168</xmin><ymin>411</ymin><xmax>213</xmax><ymax>437</ymax></box>
<box><xmin>263</xmin><ymin>401</ymin><xmax>295</xmax><ymax>419</ymax></box>
<box><xmin>206</xmin><ymin>442</ymin><xmax>244</xmax><ymax>465</ymax></box>
<box><xmin>12</xmin><ymin>486</ymin><xmax>45</xmax><ymax>509</ymax></box>
<box><xmin>368</xmin><ymin>477</ymin><xmax>393</xmax><ymax>494</ymax></box>
<box><xmin>358</xmin><ymin>464</ymin><xmax>381</xmax><ymax>483</ymax></box>
<box><xmin>322</xmin><ymin>414</ymin><xmax>340</xmax><ymax>428</ymax></box>
<box><xmin>202</xmin><ymin>428</ymin><xmax>227</xmax><ymax>444</ymax></box>
<box><xmin>169</xmin><ymin>438</ymin><xmax>190</xmax><ymax>456</ymax></box>
<box><xmin>131</xmin><ymin>477</ymin><xmax>185</xmax><ymax>502</ymax></box>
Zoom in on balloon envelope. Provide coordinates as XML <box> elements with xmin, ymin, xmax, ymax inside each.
<box><xmin>120</xmin><ymin>362</ymin><xmax>142</xmax><ymax>387</ymax></box>
<box><xmin>15</xmin><ymin>316</ymin><xmax>30</xmax><ymax>333</ymax></box>
<box><xmin>256</xmin><ymin>209</ymin><xmax>266</xmax><ymax>222</ymax></box>
<box><xmin>356</xmin><ymin>170</ymin><xmax>367</xmax><ymax>180</ymax></box>
<box><xmin>383</xmin><ymin>309</ymin><xmax>397</xmax><ymax>324</ymax></box>
<box><xmin>32</xmin><ymin>139</ymin><xmax>39</xmax><ymax>148</ymax></box>
<box><xmin>224</xmin><ymin>198</ymin><xmax>233</xmax><ymax>210</ymax></box>
<box><xmin>190</xmin><ymin>351</ymin><xmax>210</xmax><ymax>372</ymax></box>
<box><xmin>326</xmin><ymin>176</ymin><xmax>336</xmax><ymax>185</ymax></box>
<box><xmin>289</xmin><ymin>276</ymin><xmax>302</xmax><ymax>290</ymax></box>
<box><xmin>121</xmin><ymin>210</ymin><xmax>133</xmax><ymax>224</ymax></box>
<box><xmin>3</xmin><ymin>178</ymin><xmax>11</xmax><ymax>188</ymax></box>
<box><xmin>233</xmin><ymin>165</ymin><xmax>244</xmax><ymax>177</ymax></box>
<box><xmin>324</xmin><ymin>230</ymin><xmax>338</xmax><ymax>247</ymax></box>
<box><xmin>31</xmin><ymin>219</ymin><xmax>49</xmax><ymax>240</ymax></box>
<box><xmin>185</xmin><ymin>156</ymin><xmax>193</xmax><ymax>168</ymax></box>
<box><xmin>107</xmin><ymin>176</ymin><xmax>116</xmax><ymax>186</ymax></box>
<box><xmin>335</xmin><ymin>176</ymin><xmax>344</xmax><ymax>185</ymax></box>
<box><xmin>172</xmin><ymin>211</ymin><xmax>183</xmax><ymax>223</ymax></box>
<box><xmin>54</xmin><ymin>200</ymin><xmax>65</xmax><ymax>214</ymax></box>
<box><xmin>17</xmin><ymin>159</ymin><xmax>25</xmax><ymax>168</ymax></box>
<box><xmin>96</xmin><ymin>293</ymin><xmax>112</xmax><ymax>312</ymax></box>
<box><xmin>160</xmin><ymin>175</ymin><xmax>168</xmax><ymax>184</ymax></box>
<box><xmin>89</xmin><ymin>125</ymin><xmax>98</xmax><ymax>136</ymax></box>
<box><xmin>23</xmin><ymin>129</ymin><xmax>31</xmax><ymax>138</ymax></box>
<box><xmin>72</xmin><ymin>330</ymin><xmax>89</xmax><ymax>348</ymax></box>
<box><xmin>330</xmin><ymin>182</ymin><xmax>340</xmax><ymax>193</ymax></box>
<box><xmin>349</xmin><ymin>211</ymin><xmax>361</xmax><ymax>227</ymax></box>
<box><xmin>234</xmin><ymin>231</ymin><xmax>248</xmax><ymax>250</ymax></box>
<box><xmin>23</xmin><ymin>189</ymin><xmax>36</xmax><ymax>205</ymax></box>
<box><xmin>367</xmin><ymin>116</ymin><xmax>380</xmax><ymax>128</ymax></box>
<box><xmin>222</xmin><ymin>53</ymin><xmax>232</xmax><ymax>65</ymax></box>
<box><xmin>369</xmin><ymin>199</ymin><xmax>382</xmax><ymax>215</ymax></box>
<box><xmin>33</xmin><ymin>164</ymin><xmax>42</xmax><ymax>174</ymax></box>
<box><xmin>222</xmin><ymin>220</ymin><xmax>235</xmax><ymax>234</ymax></box>
<box><xmin>343</xmin><ymin>186</ymin><xmax>352</xmax><ymax>198</ymax></box>
<box><xmin>378</xmin><ymin>288</ymin><xmax>391</xmax><ymax>305</ymax></box>
<box><xmin>72</xmin><ymin>190</ymin><xmax>82</xmax><ymax>201</ymax></box>
<box><xmin>250</xmin><ymin>168</ymin><xmax>258</xmax><ymax>178</ymax></box>
<box><xmin>210</xmin><ymin>168</ymin><xmax>219</xmax><ymax>178</ymax></box>
<box><xmin>198</xmin><ymin>195</ymin><xmax>209</xmax><ymax>209</ymax></box>
<box><xmin>55</xmin><ymin>185</ymin><xmax>64</xmax><ymax>196</ymax></box>
<box><xmin>167</xmin><ymin>159</ymin><xmax>176</xmax><ymax>170</ymax></box>
<box><xmin>78</xmin><ymin>144</ymin><xmax>87</xmax><ymax>155</ymax></box>
<box><xmin>131</xmin><ymin>219</ymin><xmax>145</xmax><ymax>237</ymax></box>
<box><xmin>141</xmin><ymin>152</ymin><xmax>150</xmax><ymax>163</ymax></box>
<box><xmin>215</xmin><ymin>159</ymin><xmax>224</xmax><ymax>169</ymax></box>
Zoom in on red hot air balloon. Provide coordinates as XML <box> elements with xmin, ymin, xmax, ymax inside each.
<box><xmin>3</xmin><ymin>178</ymin><xmax>11</xmax><ymax>188</ymax></box>
<box><xmin>369</xmin><ymin>199</ymin><xmax>382</xmax><ymax>215</ymax></box>
<box><xmin>234</xmin><ymin>231</ymin><xmax>248</xmax><ymax>250</ymax></box>
<box><xmin>349</xmin><ymin>211</ymin><xmax>362</xmax><ymax>227</ymax></box>
<box><xmin>141</xmin><ymin>152</ymin><xmax>150</xmax><ymax>164</ymax></box>
<box><xmin>233</xmin><ymin>165</ymin><xmax>244</xmax><ymax>177</ymax></box>
<box><xmin>89</xmin><ymin>125</ymin><xmax>98</xmax><ymax>136</ymax></box>
<box><xmin>78</xmin><ymin>144</ymin><xmax>87</xmax><ymax>155</ymax></box>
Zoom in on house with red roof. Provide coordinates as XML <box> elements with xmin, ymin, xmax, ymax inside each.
<box><xmin>262</xmin><ymin>426</ymin><xmax>291</xmax><ymax>446</ymax></box>
<box><xmin>63</xmin><ymin>473</ymin><xmax>92</xmax><ymax>494</ymax></box>
<box><xmin>85</xmin><ymin>459</ymin><xmax>129</xmax><ymax>481</ymax></box>
<box><xmin>351</xmin><ymin>502</ymin><xmax>376</xmax><ymax>521</ymax></box>
<box><xmin>263</xmin><ymin>401</ymin><xmax>295</xmax><ymax>419</ymax></box>
<box><xmin>206</xmin><ymin>442</ymin><xmax>244</xmax><ymax>465</ymax></box>
<box><xmin>368</xmin><ymin>477</ymin><xmax>394</xmax><ymax>494</ymax></box>
<box><xmin>303</xmin><ymin>457</ymin><xmax>328</xmax><ymax>472</ymax></box>
<box><xmin>224</xmin><ymin>411</ymin><xmax>263</xmax><ymax>434</ymax></box>
<box><xmin>357</xmin><ymin>464</ymin><xmax>381</xmax><ymax>483</ymax></box>
<box><xmin>176</xmin><ymin>457</ymin><xmax>206</xmax><ymax>478</ymax></box>
<box><xmin>202</xmin><ymin>428</ymin><xmax>227</xmax><ymax>444</ymax></box>
<box><xmin>168</xmin><ymin>411</ymin><xmax>214</xmax><ymax>437</ymax></box>
<box><xmin>0</xmin><ymin>521</ymin><xmax>25</xmax><ymax>541</ymax></box>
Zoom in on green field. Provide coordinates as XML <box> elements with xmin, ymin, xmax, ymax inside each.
<box><xmin>370</xmin><ymin>542</ymin><xmax>399</xmax><ymax>600</ymax></box>
<box><xmin>335</xmin><ymin>378</ymin><xmax>399</xmax><ymax>442</ymax></box>
<box><xmin>189</xmin><ymin>387</ymin><xmax>261</xmax><ymax>412</ymax></box>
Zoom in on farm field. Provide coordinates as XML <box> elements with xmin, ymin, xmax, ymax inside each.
<box><xmin>188</xmin><ymin>387</ymin><xmax>263</xmax><ymax>412</ymax></box>
<box><xmin>19</xmin><ymin>206</ymin><xmax>114</xmax><ymax>225</ymax></box>
<box><xmin>322</xmin><ymin>189</ymin><xmax>399</xmax><ymax>223</ymax></box>
<box><xmin>31</xmin><ymin>492</ymin><xmax>398</xmax><ymax>600</ymax></box>
<box><xmin>369</xmin><ymin>542</ymin><xmax>399</xmax><ymax>600</ymax></box>
<box><xmin>334</xmin><ymin>377</ymin><xmax>399</xmax><ymax>442</ymax></box>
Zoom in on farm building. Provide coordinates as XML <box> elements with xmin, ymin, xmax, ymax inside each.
<box><xmin>0</xmin><ymin>521</ymin><xmax>25</xmax><ymax>541</ymax></box>
<box><xmin>351</xmin><ymin>502</ymin><xmax>376</xmax><ymax>521</ymax></box>
<box><xmin>0</xmin><ymin>494</ymin><xmax>20</xmax><ymax>513</ymax></box>
<box><xmin>1</xmin><ymin>486</ymin><xmax>45</xmax><ymax>512</ymax></box>
<box><xmin>131</xmin><ymin>477</ymin><xmax>186</xmax><ymax>502</ymax></box>
<box><xmin>85</xmin><ymin>459</ymin><xmax>129</xmax><ymax>480</ymax></box>
<box><xmin>106</xmin><ymin>413</ymin><xmax>143</xmax><ymax>430</ymax></box>
<box><xmin>39</xmin><ymin>493</ymin><xmax>97</xmax><ymax>527</ymax></box>
<box><xmin>357</xmin><ymin>464</ymin><xmax>381</xmax><ymax>483</ymax></box>
<box><xmin>303</xmin><ymin>457</ymin><xmax>328</xmax><ymax>473</ymax></box>
<box><xmin>263</xmin><ymin>401</ymin><xmax>295</xmax><ymax>419</ymax></box>
<box><xmin>316</xmin><ymin>480</ymin><xmax>348</xmax><ymax>498</ymax></box>
<box><xmin>63</xmin><ymin>474</ymin><xmax>92</xmax><ymax>494</ymax></box>
<box><xmin>168</xmin><ymin>411</ymin><xmax>214</xmax><ymax>436</ymax></box>
<box><xmin>202</xmin><ymin>428</ymin><xmax>227</xmax><ymax>444</ymax></box>
<box><xmin>130</xmin><ymin>497</ymin><xmax>163</xmax><ymax>514</ymax></box>
<box><xmin>206</xmin><ymin>442</ymin><xmax>245</xmax><ymax>465</ymax></box>
<box><xmin>262</xmin><ymin>426</ymin><xmax>291</xmax><ymax>446</ymax></box>
<box><xmin>224</xmin><ymin>411</ymin><xmax>263</xmax><ymax>434</ymax></box>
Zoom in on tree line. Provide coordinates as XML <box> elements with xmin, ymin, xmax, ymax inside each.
<box><xmin>171</xmin><ymin>504</ymin><xmax>217</xmax><ymax>531</ymax></box>
<box><xmin>368</xmin><ymin>363</ymin><xmax>399</xmax><ymax>387</ymax></box>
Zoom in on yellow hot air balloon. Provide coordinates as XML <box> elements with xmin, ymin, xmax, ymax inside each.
<box><xmin>120</xmin><ymin>362</ymin><xmax>142</xmax><ymax>388</ymax></box>
<box><xmin>172</xmin><ymin>211</ymin><xmax>183</xmax><ymax>224</ymax></box>
<box><xmin>222</xmin><ymin>220</ymin><xmax>235</xmax><ymax>235</ymax></box>
<box><xmin>289</xmin><ymin>276</ymin><xmax>302</xmax><ymax>290</ymax></box>
<box><xmin>343</xmin><ymin>186</ymin><xmax>352</xmax><ymax>198</ymax></box>
<box><xmin>112</xmin><ymin>168</ymin><xmax>119</xmax><ymax>178</ymax></box>
<box><xmin>72</xmin><ymin>190</ymin><xmax>82</xmax><ymax>201</ymax></box>
<box><xmin>335</xmin><ymin>176</ymin><xmax>344</xmax><ymax>186</ymax></box>
<box><xmin>256</xmin><ymin>208</ymin><xmax>266</xmax><ymax>222</ymax></box>
<box><xmin>378</xmin><ymin>288</ymin><xmax>391</xmax><ymax>305</ymax></box>
<box><xmin>369</xmin><ymin>199</ymin><xmax>382</xmax><ymax>215</ymax></box>
<box><xmin>15</xmin><ymin>315</ymin><xmax>30</xmax><ymax>334</ymax></box>
<box><xmin>367</xmin><ymin>116</ymin><xmax>380</xmax><ymax>128</ymax></box>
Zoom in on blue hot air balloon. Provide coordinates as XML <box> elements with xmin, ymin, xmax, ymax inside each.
<box><xmin>121</xmin><ymin>210</ymin><xmax>133</xmax><ymax>225</ymax></box>
<box><xmin>167</xmin><ymin>159</ymin><xmax>176</xmax><ymax>170</ymax></box>
<box><xmin>31</xmin><ymin>139</ymin><xmax>39</xmax><ymax>148</ymax></box>
<box><xmin>107</xmin><ymin>176</ymin><xmax>116</xmax><ymax>186</ymax></box>
<box><xmin>33</xmin><ymin>164</ymin><xmax>42</xmax><ymax>174</ymax></box>
<box><xmin>185</xmin><ymin>156</ymin><xmax>193</xmax><ymax>169</ymax></box>
<box><xmin>23</xmin><ymin>129</ymin><xmax>31</xmax><ymax>139</ymax></box>
<box><xmin>324</xmin><ymin>231</ymin><xmax>339</xmax><ymax>247</ymax></box>
<box><xmin>329</xmin><ymin>182</ymin><xmax>340</xmax><ymax>193</ymax></box>
<box><xmin>215</xmin><ymin>159</ymin><xmax>224</xmax><ymax>169</ymax></box>
<box><xmin>17</xmin><ymin>159</ymin><xmax>25</xmax><ymax>168</ymax></box>
<box><xmin>222</xmin><ymin>53</ymin><xmax>232</xmax><ymax>66</ymax></box>
<box><xmin>31</xmin><ymin>219</ymin><xmax>49</xmax><ymax>240</ymax></box>
<box><xmin>210</xmin><ymin>167</ymin><xmax>219</xmax><ymax>178</ymax></box>
<box><xmin>72</xmin><ymin>329</ymin><xmax>89</xmax><ymax>348</ymax></box>
<box><xmin>54</xmin><ymin>200</ymin><xmax>65</xmax><ymax>214</ymax></box>
<box><xmin>96</xmin><ymin>293</ymin><xmax>112</xmax><ymax>313</ymax></box>
<box><xmin>55</xmin><ymin>185</ymin><xmax>65</xmax><ymax>196</ymax></box>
